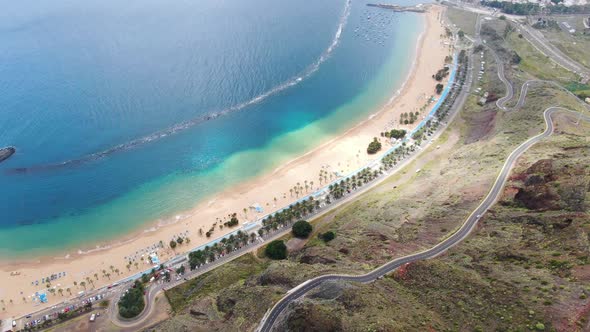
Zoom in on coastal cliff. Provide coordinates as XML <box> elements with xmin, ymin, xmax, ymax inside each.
<box><xmin>0</xmin><ymin>146</ymin><xmax>16</xmax><ymax>163</ymax></box>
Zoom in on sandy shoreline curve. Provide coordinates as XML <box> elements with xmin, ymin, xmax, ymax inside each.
<box><xmin>0</xmin><ymin>5</ymin><xmax>451</xmax><ymax>319</ymax></box>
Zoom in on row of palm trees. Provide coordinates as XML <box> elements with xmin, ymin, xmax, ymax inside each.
<box><xmin>59</xmin><ymin>264</ymin><xmax>124</xmax><ymax>296</ymax></box>
<box><xmin>380</xmin><ymin>57</ymin><xmax>469</xmax><ymax>168</ymax></box>
<box><xmin>289</xmin><ymin>179</ymin><xmax>316</xmax><ymax>198</ymax></box>
<box><xmin>260</xmin><ymin>197</ymin><xmax>320</xmax><ymax>233</ymax></box>
<box><xmin>0</xmin><ymin>263</ymin><xmax>126</xmax><ymax>309</ymax></box>
<box><xmin>328</xmin><ymin>167</ymin><xmax>381</xmax><ymax>199</ymax></box>
<box><xmin>318</xmin><ymin>168</ymin><xmax>335</xmax><ymax>186</ymax></box>
<box><xmin>188</xmin><ymin>230</ymin><xmax>257</xmax><ymax>269</ymax></box>
<box><xmin>256</xmin><ymin>81</ymin><xmax>466</xmax><ymax>234</ymax></box>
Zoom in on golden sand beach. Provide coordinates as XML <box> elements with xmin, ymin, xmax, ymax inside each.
<box><xmin>0</xmin><ymin>5</ymin><xmax>451</xmax><ymax>319</ymax></box>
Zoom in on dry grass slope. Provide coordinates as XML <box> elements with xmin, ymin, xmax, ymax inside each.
<box><xmin>150</xmin><ymin>11</ymin><xmax>590</xmax><ymax>332</ymax></box>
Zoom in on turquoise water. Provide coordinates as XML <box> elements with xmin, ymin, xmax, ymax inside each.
<box><xmin>0</xmin><ymin>0</ymin><xmax>424</xmax><ymax>256</ymax></box>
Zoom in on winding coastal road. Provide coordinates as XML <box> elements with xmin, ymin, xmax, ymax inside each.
<box><xmin>257</xmin><ymin>99</ymin><xmax>589</xmax><ymax>332</ymax></box>
<box><xmin>257</xmin><ymin>14</ymin><xmax>590</xmax><ymax>332</ymax></box>
<box><xmin>490</xmin><ymin>47</ymin><xmax>513</xmax><ymax>111</ymax></box>
<box><xmin>13</xmin><ymin>7</ymin><xmax>589</xmax><ymax>332</ymax></box>
<box><xmin>518</xmin><ymin>24</ymin><xmax>590</xmax><ymax>81</ymax></box>
<box><xmin>450</xmin><ymin>0</ymin><xmax>590</xmax><ymax>82</ymax></box>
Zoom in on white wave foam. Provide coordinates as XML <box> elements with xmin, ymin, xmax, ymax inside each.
<box><xmin>17</xmin><ymin>0</ymin><xmax>353</xmax><ymax>172</ymax></box>
<box><xmin>77</xmin><ymin>244</ymin><xmax>112</xmax><ymax>255</ymax></box>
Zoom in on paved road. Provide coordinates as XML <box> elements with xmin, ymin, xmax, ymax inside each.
<box><xmin>106</xmin><ymin>77</ymin><xmax>473</xmax><ymax>328</ymax></box>
<box><xmin>451</xmin><ymin>0</ymin><xmax>590</xmax><ymax>82</ymax></box>
<box><xmin>256</xmin><ymin>34</ymin><xmax>479</xmax><ymax>332</ymax></box>
<box><xmin>257</xmin><ymin>15</ymin><xmax>590</xmax><ymax>332</ymax></box>
<box><xmin>469</xmin><ymin>14</ymin><xmax>513</xmax><ymax>112</ymax></box>
<box><xmin>489</xmin><ymin>46</ymin><xmax>513</xmax><ymax>111</ymax></box>
<box><xmin>517</xmin><ymin>23</ymin><xmax>590</xmax><ymax>81</ymax></box>
<box><xmin>103</xmin><ymin>31</ymin><xmax>476</xmax><ymax>332</ymax></box>
<box><xmin>257</xmin><ymin>104</ymin><xmax>588</xmax><ymax>332</ymax></box>
<box><xmin>512</xmin><ymin>79</ymin><xmax>590</xmax><ymax>113</ymax></box>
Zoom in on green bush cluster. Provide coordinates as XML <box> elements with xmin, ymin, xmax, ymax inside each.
<box><xmin>367</xmin><ymin>138</ymin><xmax>382</xmax><ymax>154</ymax></box>
<box><xmin>432</xmin><ymin>67</ymin><xmax>450</xmax><ymax>81</ymax></box>
<box><xmin>118</xmin><ymin>280</ymin><xmax>146</xmax><ymax>319</ymax></box>
<box><xmin>400</xmin><ymin>112</ymin><xmax>419</xmax><ymax>125</ymax></box>
<box><xmin>381</xmin><ymin>129</ymin><xmax>407</xmax><ymax>139</ymax></box>
<box><xmin>320</xmin><ymin>231</ymin><xmax>336</xmax><ymax>242</ymax></box>
<box><xmin>292</xmin><ymin>220</ymin><xmax>313</xmax><ymax>238</ymax></box>
<box><xmin>265</xmin><ymin>240</ymin><xmax>287</xmax><ymax>260</ymax></box>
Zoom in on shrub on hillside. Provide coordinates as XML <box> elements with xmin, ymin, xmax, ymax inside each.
<box><xmin>320</xmin><ymin>231</ymin><xmax>336</xmax><ymax>242</ymax></box>
<box><xmin>265</xmin><ymin>240</ymin><xmax>287</xmax><ymax>260</ymax></box>
<box><xmin>292</xmin><ymin>220</ymin><xmax>313</xmax><ymax>238</ymax></box>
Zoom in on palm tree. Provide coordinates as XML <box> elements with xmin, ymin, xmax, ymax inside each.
<box><xmin>66</xmin><ymin>288</ymin><xmax>71</xmax><ymax>295</ymax></box>
<box><xmin>94</xmin><ymin>273</ymin><xmax>99</xmax><ymax>280</ymax></box>
<box><xmin>106</xmin><ymin>273</ymin><xmax>111</xmax><ymax>280</ymax></box>
<box><xmin>289</xmin><ymin>188</ymin><xmax>293</xmax><ymax>197</ymax></box>
<box><xmin>126</xmin><ymin>264</ymin><xmax>131</xmax><ymax>271</ymax></box>
<box><xmin>80</xmin><ymin>281</ymin><xmax>86</xmax><ymax>290</ymax></box>
<box><xmin>110</xmin><ymin>265</ymin><xmax>115</xmax><ymax>272</ymax></box>
<box><xmin>115</xmin><ymin>268</ymin><xmax>120</xmax><ymax>275</ymax></box>
<box><xmin>102</xmin><ymin>269</ymin><xmax>107</xmax><ymax>278</ymax></box>
<box><xmin>243</xmin><ymin>207</ymin><xmax>248</xmax><ymax>218</ymax></box>
<box><xmin>22</xmin><ymin>297</ymin><xmax>26</xmax><ymax>303</ymax></box>
<box><xmin>9</xmin><ymin>299</ymin><xmax>13</xmax><ymax>305</ymax></box>
<box><xmin>73</xmin><ymin>281</ymin><xmax>78</xmax><ymax>288</ymax></box>
<box><xmin>134</xmin><ymin>262</ymin><xmax>139</xmax><ymax>270</ymax></box>
<box><xmin>58</xmin><ymin>289</ymin><xmax>63</xmax><ymax>296</ymax></box>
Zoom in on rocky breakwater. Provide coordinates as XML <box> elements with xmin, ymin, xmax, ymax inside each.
<box><xmin>0</xmin><ymin>146</ymin><xmax>16</xmax><ymax>163</ymax></box>
<box><xmin>367</xmin><ymin>3</ymin><xmax>427</xmax><ymax>13</ymax></box>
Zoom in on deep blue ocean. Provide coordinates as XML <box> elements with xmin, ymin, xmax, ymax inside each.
<box><xmin>0</xmin><ymin>0</ymin><xmax>424</xmax><ymax>255</ymax></box>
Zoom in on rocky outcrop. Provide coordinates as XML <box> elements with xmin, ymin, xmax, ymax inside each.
<box><xmin>0</xmin><ymin>146</ymin><xmax>15</xmax><ymax>163</ymax></box>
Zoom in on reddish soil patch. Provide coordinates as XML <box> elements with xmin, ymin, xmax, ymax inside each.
<box><xmin>501</xmin><ymin>186</ymin><xmax>519</xmax><ymax>201</ymax></box>
<box><xmin>465</xmin><ymin>110</ymin><xmax>497</xmax><ymax>144</ymax></box>
<box><xmin>572</xmin><ymin>265</ymin><xmax>590</xmax><ymax>281</ymax></box>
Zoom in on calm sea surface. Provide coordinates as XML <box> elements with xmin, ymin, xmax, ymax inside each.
<box><xmin>0</xmin><ymin>0</ymin><xmax>424</xmax><ymax>255</ymax></box>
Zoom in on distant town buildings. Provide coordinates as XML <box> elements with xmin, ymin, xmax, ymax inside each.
<box><xmin>478</xmin><ymin>0</ymin><xmax>587</xmax><ymax>7</ymax></box>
